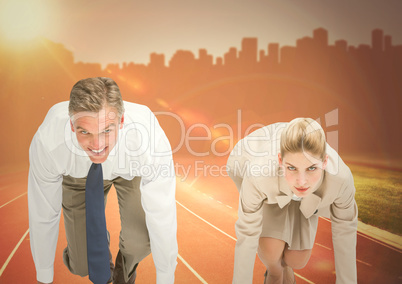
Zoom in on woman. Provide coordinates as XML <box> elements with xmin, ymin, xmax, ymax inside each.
<box><xmin>227</xmin><ymin>118</ymin><xmax>358</xmax><ymax>284</ymax></box>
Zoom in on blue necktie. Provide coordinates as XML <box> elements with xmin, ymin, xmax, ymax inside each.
<box><xmin>85</xmin><ymin>163</ymin><xmax>111</xmax><ymax>284</ymax></box>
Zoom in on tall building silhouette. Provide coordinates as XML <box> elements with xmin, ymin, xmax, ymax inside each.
<box><xmin>372</xmin><ymin>29</ymin><xmax>384</xmax><ymax>52</ymax></box>
<box><xmin>149</xmin><ymin>52</ymin><xmax>165</xmax><ymax>68</ymax></box>
<box><xmin>224</xmin><ymin>47</ymin><xmax>237</xmax><ymax>68</ymax></box>
<box><xmin>169</xmin><ymin>50</ymin><xmax>195</xmax><ymax>69</ymax></box>
<box><xmin>313</xmin><ymin>27</ymin><xmax>328</xmax><ymax>47</ymax></box>
<box><xmin>239</xmin><ymin>37</ymin><xmax>258</xmax><ymax>69</ymax></box>
<box><xmin>198</xmin><ymin>48</ymin><xmax>213</xmax><ymax>69</ymax></box>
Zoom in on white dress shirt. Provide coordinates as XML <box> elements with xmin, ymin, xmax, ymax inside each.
<box><xmin>28</xmin><ymin>101</ymin><xmax>178</xmax><ymax>284</ymax></box>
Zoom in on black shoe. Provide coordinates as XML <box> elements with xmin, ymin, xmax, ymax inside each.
<box><xmin>263</xmin><ymin>270</ymin><xmax>268</xmax><ymax>284</ymax></box>
<box><xmin>113</xmin><ymin>250</ymin><xmax>138</xmax><ymax>284</ymax></box>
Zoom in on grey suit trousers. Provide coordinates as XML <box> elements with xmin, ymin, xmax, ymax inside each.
<box><xmin>61</xmin><ymin>175</ymin><xmax>151</xmax><ymax>281</ymax></box>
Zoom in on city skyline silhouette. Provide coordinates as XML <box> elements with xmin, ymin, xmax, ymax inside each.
<box><xmin>0</xmin><ymin>27</ymin><xmax>401</xmax><ymax>171</ymax></box>
<box><xmin>72</xmin><ymin>27</ymin><xmax>401</xmax><ymax>69</ymax></box>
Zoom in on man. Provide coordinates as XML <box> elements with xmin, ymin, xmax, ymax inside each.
<box><xmin>28</xmin><ymin>77</ymin><xmax>178</xmax><ymax>284</ymax></box>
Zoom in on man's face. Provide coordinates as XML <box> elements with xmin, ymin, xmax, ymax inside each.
<box><xmin>70</xmin><ymin>106</ymin><xmax>124</xmax><ymax>164</ymax></box>
<box><xmin>279</xmin><ymin>151</ymin><xmax>328</xmax><ymax>198</ymax></box>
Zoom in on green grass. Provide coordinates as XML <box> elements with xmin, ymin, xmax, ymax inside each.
<box><xmin>349</xmin><ymin>164</ymin><xmax>402</xmax><ymax>236</ymax></box>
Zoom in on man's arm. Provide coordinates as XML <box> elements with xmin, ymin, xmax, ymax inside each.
<box><xmin>140</xmin><ymin>167</ymin><xmax>177</xmax><ymax>284</ymax></box>
<box><xmin>330</xmin><ymin>172</ymin><xmax>358</xmax><ymax>284</ymax></box>
<box><xmin>138</xmin><ymin>116</ymin><xmax>178</xmax><ymax>284</ymax></box>
<box><xmin>28</xmin><ymin>133</ymin><xmax>62</xmax><ymax>284</ymax></box>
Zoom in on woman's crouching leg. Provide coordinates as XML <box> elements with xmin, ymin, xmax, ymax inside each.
<box><xmin>283</xmin><ymin>247</ymin><xmax>312</xmax><ymax>269</ymax></box>
<box><xmin>258</xmin><ymin>237</ymin><xmax>286</xmax><ymax>284</ymax></box>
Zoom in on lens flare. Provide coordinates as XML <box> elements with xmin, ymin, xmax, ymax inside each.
<box><xmin>0</xmin><ymin>0</ymin><xmax>48</xmax><ymax>42</ymax></box>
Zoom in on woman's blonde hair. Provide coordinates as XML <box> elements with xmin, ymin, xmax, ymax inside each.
<box><xmin>280</xmin><ymin>118</ymin><xmax>326</xmax><ymax>160</ymax></box>
<box><xmin>68</xmin><ymin>77</ymin><xmax>124</xmax><ymax>117</ymax></box>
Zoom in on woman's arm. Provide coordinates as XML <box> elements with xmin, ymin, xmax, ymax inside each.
<box><xmin>330</xmin><ymin>172</ymin><xmax>358</xmax><ymax>284</ymax></box>
<box><xmin>233</xmin><ymin>176</ymin><xmax>266</xmax><ymax>284</ymax></box>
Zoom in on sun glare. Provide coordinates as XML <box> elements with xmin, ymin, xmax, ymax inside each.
<box><xmin>0</xmin><ymin>0</ymin><xmax>48</xmax><ymax>42</ymax></box>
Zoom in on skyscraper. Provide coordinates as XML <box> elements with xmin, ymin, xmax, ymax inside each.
<box><xmin>372</xmin><ymin>29</ymin><xmax>384</xmax><ymax>52</ymax></box>
<box><xmin>149</xmin><ymin>52</ymin><xmax>165</xmax><ymax>68</ymax></box>
<box><xmin>313</xmin><ymin>28</ymin><xmax>328</xmax><ymax>47</ymax></box>
<box><xmin>240</xmin><ymin>37</ymin><xmax>258</xmax><ymax>65</ymax></box>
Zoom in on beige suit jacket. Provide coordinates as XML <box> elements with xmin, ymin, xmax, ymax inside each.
<box><xmin>227</xmin><ymin>123</ymin><xmax>358</xmax><ymax>284</ymax></box>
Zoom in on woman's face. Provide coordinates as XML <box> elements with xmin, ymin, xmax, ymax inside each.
<box><xmin>279</xmin><ymin>151</ymin><xmax>328</xmax><ymax>198</ymax></box>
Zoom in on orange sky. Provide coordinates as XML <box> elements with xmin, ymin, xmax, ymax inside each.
<box><xmin>1</xmin><ymin>0</ymin><xmax>401</xmax><ymax>66</ymax></box>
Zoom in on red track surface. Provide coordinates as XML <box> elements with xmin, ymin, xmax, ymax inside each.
<box><xmin>1</xmin><ymin>169</ymin><xmax>401</xmax><ymax>283</ymax></box>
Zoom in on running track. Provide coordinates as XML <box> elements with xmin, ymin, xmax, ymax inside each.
<box><xmin>1</xmin><ymin>166</ymin><xmax>401</xmax><ymax>283</ymax></box>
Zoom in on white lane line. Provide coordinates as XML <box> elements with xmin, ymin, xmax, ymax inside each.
<box><xmin>356</xmin><ymin>232</ymin><xmax>402</xmax><ymax>253</ymax></box>
<box><xmin>315</xmin><ymin>242</ymin><xmax>332</xmax><ymax>250</ymax></box>
<box><xmin>0</xmin><ymin>192</ymin><xmax>27</xmax><ymax>209</ymax></box>
<box><xmin>189</xmin><ymin>175</ymin><xmax>201</xmax><ymax>188</ymax></box>
<box><xmin>357</xmin><ymin>259</ymin><xmax>373</xmax><ymax>267</ymax></box>
<box><xmin>314</xmin><ymin>242</ymin><xmax>373</xmax><ymax>271</ymax></box>
<box><xmin>0</xmin><ymin>185</ymin><xmax>12</xmax><ymax>191</ymax></box>
<box><xmin>176</xmin><ymin>200</ymin><xmax>237</xmax><ymax>241</ymax></box>
<box><xmin>318</xmin><ymin>218</ymin><xmax>377</xmax><ymax>267</ymax></box>
<box><xmin>0</xmin><ymin>228</ymin><xmax>29</xmax><ymax>276</ymax></box>
<box><xmin>295</xmin><ymin>273</ymin><xmax>315</xmax><ymax>284</ymax></box>
<box><xmin>178</xmin><ymin>254</ymin><xmax>208</xmax><ymax>283</ymax></box>
<box><xmin>183</xmin><ymin>179</ymin><xmax>235</xmax><ymax>211</ymax></box>
<box><xmin>177</xmin><ymin>200</ymin><xmax>316</xmax><ymax>284</ymax></box>
<box><xmin>319</xmin><ymin>217</ymin><xmax>402</xmax><ymax>253</ymax></box>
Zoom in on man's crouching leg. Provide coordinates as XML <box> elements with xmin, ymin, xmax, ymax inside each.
<box><xmin>61</xmin><ymin>175</ymin><xmax>114</xmax><ymax>279</ymax></box>
<box><xmin>114</xmin><ymin>176</ymin><xmax>151</xmax><ymax>283</ymax></box>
